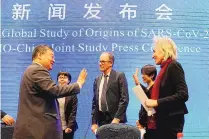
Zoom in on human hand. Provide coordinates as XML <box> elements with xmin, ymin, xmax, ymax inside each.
<box><xmin>133</xmin><ymin>68</ymin><xmax>140</xmax><ymax>85</ymax></box>
<box><xmin>65</xmin><ymin>128</ymin><xmax>72</xmax><ymax>133</ymax></box>
<box><xmin>136</xmin><ymin>120</ymin><xmax>144</xmax><ymax>129</ymax></box>
<box><xmin>77</xmin><ymin>68</ymin><xmax>88</xmax><ymax>88</ymax></box>
<box><xmin>145</xmin><ymin>99</ymin><xmax>158</xmax><ymax>108</ymax></box>
<box><xmin>91</xmin><ymin>124</ymin><xmax>98</xmax><ymax>134</ymax></box>
<box><xmin>1</xmin><ymin>114</ymin><xmax>15</xmax><ymax>126</ymax></box>
<box><xmin>111</xmin><ymin>118</ymin><xmax>120</xmax><ymax>124</ymax></box>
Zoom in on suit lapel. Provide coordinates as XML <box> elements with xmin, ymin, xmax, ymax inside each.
<box><xmin>97</xmin><ymin>75</ymin><xmax>102</xmax><ymax>89</ymax></box>
<box><xmin>106</xmin><ymin>70</ymin><xmax>115</xmax><ymax>91</ymax></box>
<box><xmin>96</xmin><ymin>75</ymin><xmax>102</xmax><ymax>99</ymax></box>
<box><xmin>96</xmin><ymin>70</ymin><xmax>116</xmax><ymax>98</ymax></box>
<box><xmin>64</xmin><ymin>97</ymin><xmax>68</xmax><ymax>111</ymax></box>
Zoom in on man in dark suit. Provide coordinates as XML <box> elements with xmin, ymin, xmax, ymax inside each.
<box><xmin>12</xmin><ymin>45</ymin><xmax>87</xmax><ymax>139</ymax></box>
<box><xmin>91</xmin><ymin>52</ymin><xmax>129</xmax><ymax>134</ymax></box>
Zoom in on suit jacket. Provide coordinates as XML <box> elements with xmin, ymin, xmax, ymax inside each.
<box><xmin>13</xmin><ymin>63</ymin><xmax>80</xmax><ymax>139</ymax></box>
<box><xmin>156</xmin><ymin>61</ymin><xmax>189</xmax><ymax>127</ymax></box>
<box><xmin>92</xmin><ymin>69</ymin><xmax>129</xmax><ymax>124</ymax></box>
<box><xmin>63</xmin><ymin>95</ymin><xmax>78</xmax><ymax>131</ymax></box>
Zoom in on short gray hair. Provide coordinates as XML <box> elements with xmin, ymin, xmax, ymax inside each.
<box><xmin>153</xmin><ymin>36</ymin><xmax>177</xmax><ymax>60</ymax></box>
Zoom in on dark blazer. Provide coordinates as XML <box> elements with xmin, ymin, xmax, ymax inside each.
<box><xmin>64</xmin><ymin>95</ymin><xmax>78</xmax><ymax>131</ymax></box>
<box><xmin>92</xmin><ymin>69</ymin><xmax>129</xmax><ymax>124</ymax></box>
<box><xmin>13</xmin><ymin>63</ymin><xmax>80</xmax><ymax>139</ymax></box>
<box><xmin>156</xmin><ymin>61</ymin><xmax>189</xmax><ymax>129</ymax></box>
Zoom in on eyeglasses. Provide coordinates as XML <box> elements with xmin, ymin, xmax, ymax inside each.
<box><xmin>99</xmin><ymin>60</ymin><xmax>111</xmax><ymax>64</ymax></box>
<box><xmin>58</xmin><ymin>76</ymin><xmax>69</xmax><ymax>79</ymax></box>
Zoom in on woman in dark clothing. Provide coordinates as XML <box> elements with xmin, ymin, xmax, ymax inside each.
<box><xmin>145</xmin><ymin>37</ymin><xmax>189</xmax><ymax>139</ymax></box>
<box><xmin>57</xmin><ymin>72</ymin><xmax>78</xmax><ymax>139</ymax></box>
<box><xmin>133</xmin><ymin>64</ymin><xmax>157</xmax><ymax>139</ymax></box>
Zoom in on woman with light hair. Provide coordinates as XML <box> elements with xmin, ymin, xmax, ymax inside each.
<box><xmin>144</xmin><ymin>37</ymin><xmax>189</xmax><ymax>139</ymax></box>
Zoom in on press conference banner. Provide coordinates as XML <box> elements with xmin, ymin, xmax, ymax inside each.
<box><xmin>1</xmin><ymin>0</ymin><xmax>209</xmax><ymax>138</ymax></box>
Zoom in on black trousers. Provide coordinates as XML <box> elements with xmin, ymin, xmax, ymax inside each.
<box><xmin>155</xmin><ymin>115</ymin><xmax>185</xmax><ymax>139</ymax></box>
<box><xmin>144</xmin><ymin>129</ymin><xmax>157</xmax><ymax>139</ymax></box>
<box><xmin>98</xmin><ymin>111</ymin><xmax>124</xmax><ymax>126</ymax></box>
<box><xmin>143</xmin><ymin>115</ymin><xmax>184</xmax><ymax>139</ymax></box>
<box><xmin>98</xmin><ymin>111</ymin><xmax>113</xmax><ymax>126</ymax></box>
<box><xmin>63</xmin><ymin>130</ymin><xmax>75</xmax><ymax>139</ymax></box>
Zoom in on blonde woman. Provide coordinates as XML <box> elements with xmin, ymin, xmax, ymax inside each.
<box><xmin>145</xmin><ymin>37</ymin><xmax>189</xmax><ymax>139</ymax></box>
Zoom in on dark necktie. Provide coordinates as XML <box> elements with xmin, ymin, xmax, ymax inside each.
<box><xmin>101</xmin><ymin>75</ymin><xmax>108</xmax><ymax>112</ymax></box>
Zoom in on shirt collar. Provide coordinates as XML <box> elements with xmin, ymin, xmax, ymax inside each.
<box><xmin>33</xmin><ymin>61</ymin><xmax>43</xmax><ymax>67</ymax></box>
<box><xmin>103</xmin><ymin>71</ymin><xmax>111</xmax><ymax>77</ymax></box>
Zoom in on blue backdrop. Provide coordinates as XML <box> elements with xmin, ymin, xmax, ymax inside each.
<box><xmin>1</xmin><ymin>0</ymin><xmax>209</xmax><ymax>138</ymax></box>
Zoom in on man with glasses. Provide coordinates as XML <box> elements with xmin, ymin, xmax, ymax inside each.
<box><xmin>91</xmin><ymin>52</ymin><xmax>129</xmax><ymax>134</ymax></box>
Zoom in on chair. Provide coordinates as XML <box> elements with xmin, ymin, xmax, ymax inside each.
<box><xmin>96</xmin><ymin>123</ymin><xmax>141</xmax><ymax>139</ymax></box>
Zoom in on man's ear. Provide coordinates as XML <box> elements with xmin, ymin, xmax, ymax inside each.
<box><xmin>110</xmin><ymin>61</ymin><xmax>113</xmax><ymax>67</ymax></box>
<box><xmin>37</xmin><ymin>53</ymin><xmax>42</xmax><ymax>60</ymax></box>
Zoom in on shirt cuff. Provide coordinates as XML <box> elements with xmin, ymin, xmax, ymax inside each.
<box><xmin>77</xmin><ymin>82</ymin><xmax>82</xmax><ymax>89</ymax></box>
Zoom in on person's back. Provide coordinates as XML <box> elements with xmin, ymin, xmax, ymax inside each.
<box><xmin>13</xmin><ymin>45</ymin><xmax>87</xmax><ymax>139</ymax></box>
<box><xmin>18</xmin><ymin>63</ymin><xmax>59</xmax><ymax>116</ymax></box>
<box><xmin>14</xmin><ymin>63</ymin><xmax>62</xmax><ymax>139</ymax></box>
